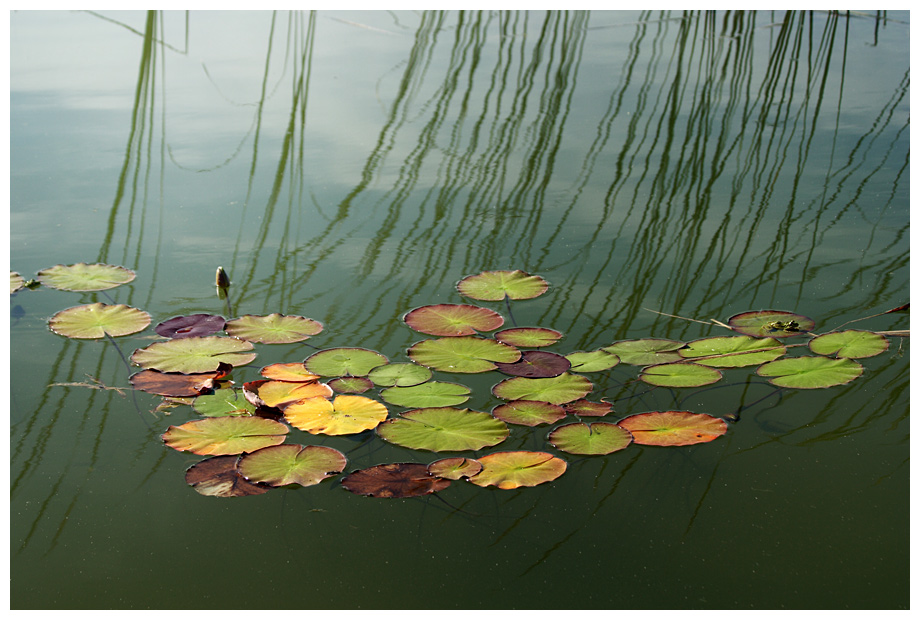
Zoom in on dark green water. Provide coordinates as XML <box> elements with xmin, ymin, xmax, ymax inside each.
<box><xmin>9</xmin><ymin>10</ymin><xmax>909</xmax><ymax>609</ymax></box>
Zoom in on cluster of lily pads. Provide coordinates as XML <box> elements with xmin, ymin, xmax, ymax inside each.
<box><xmin>12</xmin><ymin>264</ymin><xmax>904</xmax><ymax>500</ymax></box>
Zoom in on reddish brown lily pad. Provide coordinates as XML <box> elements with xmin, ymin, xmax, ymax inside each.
<box><xmin>185</xmin><ymin>455</ymin><xmax>271</xmax><ymax>498</ymax></box>
<box><xmin>129</xmin><ymin>369</ymin><xmax>224</xmax><ymax>397</ymax></box>
<box><xmin>340</xmin><ymin>463</ymin><xmax>451</xmax><ymax>498</ymax></box>
<box><xmin>155</xmin><ymin>314</ymin><xmax>226</xmax><ymax>339</ymax></box>
<box><xmin>617</xmin><ymin>411</ymin><xmax>727</xmax><ymax>446</ymax></box>
<box><xmin>403</xmin><ymin>304</ymin><xmax>504</xmax><ymax>337</ymax></box>
<box><xmin>494</xmin><ymin>350</ymin><xmax>571</xmax><ymax>378</ymax></box>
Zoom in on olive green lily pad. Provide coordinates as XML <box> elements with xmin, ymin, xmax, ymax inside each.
<box><xmin>284</xmin><ymin>394</ymin><xmax>389</xmax><ymax>436</ymax></box>
<box><xmin>428</xmin><ymin>457</ymin><xmax>483</xmax><ymax>479</ymax></box>
<box><xmin>493</xmin><ymin>327</ymin><xmax>564</xmax><ymax>348</ymax></box>
<box><xmin>132</xmin><ymin>336</ymin><xmax>256</xmax><ymax>373</ymax></box>
<box><xmin>617</xmin><ymin>411</ymin><xmax>727</xmax><ymax>446</ymax></box>
<box><xmin>193</xmin><ymin>388</ymin><xmax>257</xmax><ymax>417</ymax></box>
<box><xmin>238</xmin><ymin>444</ymin><xmax>346</xmax><ymax>487</ymax></box>
<box><xmin>756</xmin><ymin>356</ymin><xmax>864</xmax><ymax>388</ymax></box>
<box><xmin>403</xmin><ymin>304</ymin><xmax>505</xmax><ymax>337</ymax></box>
<box><xmin>376</xmin><ymin>407</ymin><xmax>509</xmax><ymax>452</ymax></box>
<box><xmin>185</xmin><ymin>455</ymin><xmax>270</xmax><ymax>498</ymax></box>
<box><xmin>162</xmin><ymin>416</ymin><xmax>289</xmax><ymax>456</ymax></box>
<box><xmin>727</xmin><ymin>310</ymin><xmax>815</xmax><ymax>338</ymax></box>
<box><xmin>491</xmin><ymin>372</ymin><xmax>593</xmax><ymax>405</ymax></box>
<box><xmin>602</xmin><ymin>339</ymin><xmax>684</xmax><ymax>365</ymax></box>
<box><xmin>303</xmin><ymin>347</ymin><xmax>389</xmax><ymax>377</ymax></box>
<box><xmin>678</xmin><ymin>336</ymin><xmax>786</xmax><ymax>367</ymax></box>
<box><xmin>408</xmin><ymin>336</ymin><xmax>521</xmax><ymax>373</ymax></box>
<box><xmin>547</xmin><ymin>422</ymin><xmax>633</xmax><ymax>455</ymax></box>
<box><xmin>367</xmin><ymin>362</ymin><xmax>432</xmax><ymax>387</ymax></box>
<box><xmin>808</xmin><ymin>330</ymin><xmax>889</xmax><ymax>359</ymax></box>
<box><xmin>37</xmin><ymin>262</ymin><xmax>136</xmax><ymax>291</ymax></box>
<box><xmin>224</xmin><ymin>313</ymin><xmax>323</xmax><ymax>344</ymax></box>
<box><xmin>564</xmin><ymin>350</ymin><xmax>620</xmax><ymax>372</ymax></box>
<box><xmin>456</xmin><ymin>270</ymin><xmax>549</xmax><ymax>301</ymax></box>
<box><xmin>328</xmin><ymin>376</ymin><xmax>374</xmax><ymax>393</ymax></box>
<box><xmin>639</xmin><ymin>362</ymin><xmax>723</xmax><ymax>388</ymax></box>
<box><xmin>380</xmin><ymin>381</ymin><xmax>471</xmax><ymax>408</ymax></box>
<box><xmin>10</xmin><ymin>272</ymin><xmax>25</xmax><ymax>294</ymax></box>
<box><xmin>341</xmin><ymin>463</ymin><xmax>451</xmax><ymax>498</ymax></box>
<box><xmin>491</xmin><ymin>400</ymin><xmax>567</xmax><ymax>426</ymax></box>
<box><xmin>468</xmin><ymin>451</ymin><xmax>567</xmax><ymax>489</ymax></box>
<box><xmin>49</xmin><ymin>303</ymin><xmax>151</xmax><ymax>339</ymax></box>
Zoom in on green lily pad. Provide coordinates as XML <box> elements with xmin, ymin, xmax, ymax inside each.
<box><xmin>456</xmin><ymin>270</ymin><xmax>549</xmax><ymax>301</ymax></box>
<box><xmin>284</xmin><ymin>395</ymin><xmax>388</xmax><ymax>436</ymax></box>
<box><xmin>403</xmin><ymin>304</ymin><xmax>505</xmax><ymax>337</ymax></box>
<box><xmin>602</xmin><ymin>339</ymin><xmax>684</xmax><ymax>365</ymax></box>
<box><xmin>10</xmin><ymin>272</ymin><xmax>25</xmax><ymax>294</ymax></box>
<box><xmin>493</xmin><ymin>327</ymin><xmax>564</xmax><ymax>348</ymax></box>
<box><xmin>408</xmin><ymin>336</ymin><xmax>521</xmax><ymax>373</ymax></box>
<box><xmin>367</xmin><ymin>362</ymin><xmax>432</xmax><ymax>387</ymax></box>
<box><xmin>193</xmin><ymin>388</ymin><xmax>257</xmax><ymax>417</ymax></box>
<box><xmin>727</xmin><ymin>310</ymin><xmax>815</xmax><ymax>338</ymax></box>
<box><xmin>756</xmin><ymin>356</ymin><xmax>864</xmax><ymax>388</ymax></box>
<box><xmin>185</xmin><ymin>455</ymin><xmax>270</xmax><ymax>498</ymax></box>
<box><xmin>678</xmin><ymin>336</ymin><xmax>786</xmax><ymax>367</ymax></box>
<box><xmin>547</xmin><ymin>422</ymin><xmax>633</xmax><ymax>455</ymax></box>
<box><xmin>224</xmin><ymin>313</ymin><xmax>323</xmax><ymax>344</ymax></box>
<box><xmin>341</xmin><ymin>463</ymin><xmax>451</xmax><ymax>498</ymax></box>
<box><xmin>495</xmin><ymin>350</ymin><xmax>570</xmax><ymax>378</ymax></box>
<box><xmin>303</xmin><ymin>347</ymin><xmax>389</xmax><ymax>377</ymax></box>
<box><xmin>639</xmin><ymin>362</ymin><xmax>723</xmax><ymax>388</ymax></box>
<box><xmin>162</xmin><ymin>417</ymin><xmax>289</xmax><ymax>456</ymax></box>
<box><xmin>238</xmin><ymin>444</ymin><xmax>346</xmax><ymax>487</ymax></box>
<box><xmin>491</xmin><ymin>372</ymin><xmax>593</xmax><ymax>405</ymax></box>
<box><xmin>468</xmin><ymin>451</ymin><xmax>567</xmax><ymax>489</ymax></box>
<box><xmin>380</xmin><ymin>381</ymin><xmax>471</xmax><ymax>408</ymax></box>
<box><xmin>427</xmin><ymin>457</ymin><xmax>483</xmax><ymax>480</ymax></box>
<box><xmin>617</xmin><ymin>411</ymin><xmax>727</xmax><ymax>446</ymax></box>
<box><xmin>37</xmin><ymin>262</ymin><xmax>136</xmax><ymax>291</ymax></box>
<box><xmin>49</xmin><ymin>303</ymin><xmax>151</xmax><ymax>339</ymax></box>
<box><xmin>808</xmin><ymin>330</ymin><xmax>889</xmax><ymax>359</ymax></box>
<box><xmin>376</xmin><ymin>407</ymin><xmax>509</xmax><ymax>452</ymax></box>
<box><xmin>564</xmin><ymin>350</ymin><xmax>620</xmax><ymax>372</ymax></box>
<box><xmin>131</xmin><ymin>336</ymin><xmax>256</xmax><ymax>373</ymax></box>
<box><xmin>328</xmin><ymin>376</ymin><xmax>374</xmax><ymax>393</ymax></box>
<box><xmin>491</xmin><ymin>400</ymin><xmax>567</xmax><ymax>426</ymax></box>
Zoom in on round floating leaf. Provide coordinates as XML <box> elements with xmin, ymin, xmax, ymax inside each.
<box><xmin>131</xmin><ymin>336</ymin><xmax>256</xmax><ymax>373</ymax></box>
<box><xmin>491</xmin><ymin>400</ymin><xmax>566</xmax><ymax>427</ymax></box>
<box><xmin>367</xmin><ymin>362</ymin><xmax>432</xmax><ymax>387</ymax></box>
<box><xmin>155</xmin><ymin>314</ymin><xmax>226</xmax><ymax>339</ymax></box>
<box><xmin>329</xmin><ymin>376</ymin><xmax>374</xmax><ymax>393</ymax></box>
<box><xmin>495</xmin><ymin>350</ymin><xmax>571</xmax><ymax>378</ymax></box>
<box><xmin>617</xmin><ymin>411</ymin><xmax>727</xmax><ymax>446</ymax></box>
<box><xmin>492</xmin><ymin>372</ymin><xmax>593</xmax><ymax>405</ymax></box>
<box><xmin>564</xmin><ymin>399</ymin><xmax>613</xmax><ymax>417</ymax></box>
<box><xmin>468</xmin><ymin>451</ymin><xmax>567</xmax><ymax>489</ymax></box>
<box><xmin>403</xmin><ymin>304</ymin><xmax>504</xmax><ymax>337</ymax></box>
<box><xmin>185</xmin><ymin>455</ymin><xmax>270</xmax><ymax>498</ymax></box>
<box><xmin>808</xmin><ymin>330</ymin><xmax>889</xmax><ymax>359</ymax></box>
<box><xmin>756</xmin><ymin>356</ymin><xmax>864</xmax><ymax>389</ymax></box>
<box><xmin>602</xmin><ymin>339</ymin><xmax>684</xmax><ymax>365</ymax></box>
<box><xmin>564</xmin><ymin>350</ymin><xmax>620</xmax><ymax>372</ymax></box>
<box><xmin>238</xmin><ymin>444</ymin><xmax>346</xmax><ymax>487</ymax></box>
<box><xmin>193</xmin><ymin>388</ymin><xmax>257</xmax><ymax>417</ymax></box>
<box><xmin>376</xmin><ymin>407</ymin><xmax>509</xmax><ymax>452</ymax></box>
<box><xmin>727</xmin><ymin>310</ymin><xmax>815</xmax><ymax>338</ymax></box>
<box><xmin>639</xmin><ymin>362</ymin><xmax>723</xmax><ymax>388</ymax></box>
<box><xmin>130</xmin><ymin>369</ymin><xmax>222</xmax><ymax>397</ymax></box>
<box><xmin>37</xmin><ymin>262</ymin><xmax>136</xmax><ymax>291</ymax></box>
<box><xmin>224</xmin><ymin>313</ymin><xmax>323</xmax><ymax>344</ymax></box>
<box><xmin>162</xmin><ymin>416</ymin><xmax>289</xmax><ymax>456</ymax></box>
<box><xmin>49</xmin><ymin>303</ymin><xmax>151</xmax><ymax>339</ymax></box>
<box><xmin>341</xmin><ymin>463</ymin><xmax>451</xmax><ymax>498</ymax></box>
<box><xmin>678</xmin><ymin>336</ymin><xmax>786</xmax><ymax>367</ymax></box>
<box><xmin>547</xmin><ymin>422</ymin><xmax>633</xmax><ymax>455</ymax></box>
<box><xmin>259</xmin><ymin>362</ymin><xmax>320</xmax><ymax>382</ymax></box>
<box><xmin>494</xmin><ymin>327</ymin><xmax>563</xmax><ymax>348</ymax></box>
<box><xmin>257</xmin><ymin>376</ymin><xmax>333</xmax><ymax>409</ymax></box>
<box><xmin>380</xmin><ymin>381</ymin><xmax>471</xmax><ymax>408</ymax></box>
<box><xmin>457</xmin><ymin>270</ymin><xmax>549</xmax><ymax>301</ymax></box>
<box><xmin>284</xmin><ymin>395</ymin><xmax>388</xmax><ymax>436</ymax></box>
<box><xmin>428</xmin><ymin>457</ymin><xmax>483</xmax><ymax>480</ymax></box>
<box><xmin>304</xmin><ymin>347</ymin><xmax>389</xmax><ymax>377</ymax></box>
<box><xmin>408</xmin><ymin>336</ymin><xmax>521</xmax><ymax>373</ymax></box>
<box><xmin>10</xmin><ymin>272</ymin><xmax>25</xmax><ymax>294</ymax></box>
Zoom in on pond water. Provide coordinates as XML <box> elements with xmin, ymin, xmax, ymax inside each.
<box><xmin>9</xmin><ymin>10</ymin><xmax>910</xmax><ymax>609</ymax></box>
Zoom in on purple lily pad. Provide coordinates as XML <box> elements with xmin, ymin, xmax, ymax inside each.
<box><xmin>156</xmin><ymin>314</ymin><xmax>227</xmax><ymax>339</ymax></box>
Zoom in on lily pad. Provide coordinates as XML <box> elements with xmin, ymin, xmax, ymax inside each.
<box><xmin>617</xmin><ymin>411</ymin><xmax>727</xmax><ymax>446</ymax></box>
<box><xmin>224</xmin><ymin>313</ymin><xmax>323</xmax><ymax>344</ymax></box>
<box><xmin>328</xmin><ymin>377</ymin><xmax>374</xmax><ymax>393</ymax></box>
<box><xmin>380</xmin><ymin>381</ymin><xmax>471</xmax><ymax>408</ymax></box>
<box><xmin>564</xmin><ymin>399</ymin><xmax>613</xmax><ymax>417</ymax></box>
<box><xmin>494</xmin><ymin>350</ymin><xmax>571</xmax><ymax>378</ymax></box>
<box><xmin>468</xmin><ymin>451</ymin><xmax>567</xmax><ymax>489</ymax></box>
<box><xmin>756</xmin><ymin>356</ymin><xmax>864</xmax><ymax>388</ymax></box>
<box><xmin>428</xmin><ymin>457</ymin><xmax>483</xmax><ymax>480</ymax></box>
<box><xmin>303</xmin><ymin>347</ymin><xmax>389</xmax><ymax>377</ymax></box>
<box><xmin>257</xmin><ymin>378</ymin><xmax>333</xmax><ymax>409</ymax></box>
<box><xmin>131</xmin><ymin>336</ymin><xmax>256</xmax><ymax>373</ymax></box>
<box><xmin>727</xmin><ymin>310</ymin><xmax>815</xmax><ymax>338</ymax></box>
<box><xmin>193</xmin><ymin>388</ymin><xmax>258</xmax><ymax>417</ymax></box>
<box><xmin>155</xmin><ymin>314</ymin><xmax>226</xmax><ymax>339</ymax></box>
<box><xmin>639</xmin><ymin>362</ymin><xmax>723</xmax><ymax>388</ymax></box>
<box><xmin>491</xmin><ymin>372</ymin><xmax>593</xmax><ymax>405</ymax></box>
<box><xmin>564</xmin><ymin>350</ymin><xmax>620</xmax><ymax>372</ymax></box>
<box><xmin>185</xmin><ymin>455</ymin><xmax>270</xmax><ymax>498</ymax></box>
<box><xmin>259</xmin><ymin>362</ymin><xmax>320</xmax><ymax>382</ymax></box>
<box><xmin>376</xmin><ymin>407</ymin><xmax>509</xmax><ymax>452</ymax></box>
<box><xmin>491</xmin><ymin>400</ymin><xmax>567</xmax><ymax>426</ymax></box>
<box><xmin>238</xmin><ymin>444</ymin><xmax>346</xmax><ymax>487</ymax></box>
<box><xmin>341</xmin><ymin>463</ymin><xmax>451</xmax><ymax>498</ymax></box>
<box><xmin>49</xmin><ymin>303</ymin><xmax>151</xmax><ymax>339</ymax></box>
<box><xmin>403</xmin><ymin>304</ymin><xmax>504</xmax><ymax>337</ymax></box>
<box><xmin>367</xmin><ymin>362</ymin><xmax>432</xmax><ymax>387</ymax></box>
<box><xmin>284</xmin><ymin>395</ymin><xmax>388</xmax><ymax>436</ymax></box>
<box><xmin>456</xmin><ymin>270</ymin><xmax>549</xmax><ymax>301</ymax></box>
<box><xmin>602</xmin><ymin>339</ymin><xmax>684</xmax><ymax>365</ymax></box>
<box><xmin>10</xmin><ymin>272</ymin><xmax>25</xmax><ymax>294</ymax></box>
<box><xmin>130</xmin><ymin>369</ymin><xmax>223</xmax><ymax>397</ymax></box>
<box><xmin>547</xmin><ymin>422</ymin><xmax>633</xmax><ymax>455</ymax></box>
<box><xmin>37</xmin><ymin>262</ymin><xmax>136</xmax><ymax>291</ymax></box>
<box><xmin>678</xmin><ymin>336</ymin><xmax>786</xmax><ymax>367</ymax></box>
<box><xmin>493</xmin><ymin>327</ymin><xmax>564</xmax><ymax>348</ymax></box>
<box><xmin>408</xmin><ymin>336</ymin><xmax>521</xmax><ymax>373</ymax></box>
<box><xmin>808</xmin><ymin>330</ymin><xmax>889</xmax><ymax>359</ymax></box>
<box><xmin>162</xmin><ymin>417</ymin><xmax>289</xmax><ymax>456</ymax></box>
